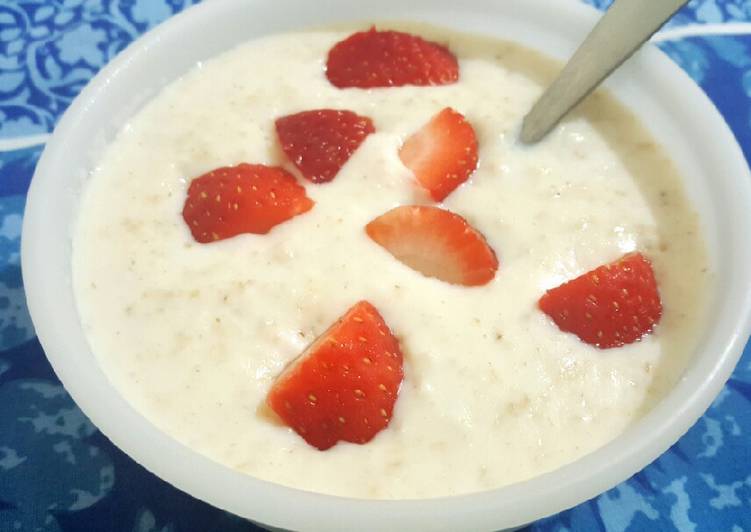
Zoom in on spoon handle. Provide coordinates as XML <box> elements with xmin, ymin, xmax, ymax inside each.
<box><xmin>520</xmin><ymin>0</ymin><xmax>687</xmax><ymax>144</ymax></box>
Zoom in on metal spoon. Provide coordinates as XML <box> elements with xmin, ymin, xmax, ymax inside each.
<box><xmin>520</xmin><ymin>0</ymin><xmax>688</xmax><ymax>144</ymax></box>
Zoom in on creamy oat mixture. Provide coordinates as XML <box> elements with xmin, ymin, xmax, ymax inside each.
<box><xmin>72</xmin><ymin>26</ymin><xmax>709</xmax><ymax>499</ymax></box>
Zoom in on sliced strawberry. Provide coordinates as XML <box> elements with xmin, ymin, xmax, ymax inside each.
<box><xmin>326</xmin><ymin>28</ymin><xmax>459</xmax><ymax>88</ymax></box>
<box><xmin>399</xmin><ymin>107</ymin><xmax>478</xmax><ymax>201</ymax></box>
<box><xmin>538</xmin><ymin>253</ymin><xmax>663</xmax><ymax>349</ymax></box>
<box><xmin>267</xmin><ymin>301</ymin><xmax>404</xmax><ymax>451</ymax></box>
<box><xmin>275</xmin><ymin>109</ymin><xmax>375</xmax><ymax>184</ymax></box>
<box><xmin>182</xmin><ymin>163</ymin><xmax>313</xmax><ymax>243</ymax></box>
<box><xmin>365</xmin><ymin>205</ymin><xmax>498</xmax><ymax>286</ymax></box>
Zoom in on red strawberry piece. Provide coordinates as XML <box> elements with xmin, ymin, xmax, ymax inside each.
<box><xmin>399</xmin><ymin>107</ymin><xmax>478</xmax><ymax>201</ymax></box>
<box><xmin>182</xmin><ymin>163</ymin><xmax>313</xmax><ymax>243</ymax></box>
<box><xmin>326</xmin><ymin>28</ymin><xmax>459</xmax><ymax>88</ymax></box>
<box><xmin>275</xmin><ymin>109</ymin><xmax>375</xmax><ymax>184</ymax></box>
<box><xmin>538</xmin><ymin>252</ymin><xmax>663</xmax><ymax>349</ymax></box>
<box><xmin>267</xmin><ymin>301</ymin><xmax>404</xmax><ymax>451</ymax></box>
<box><xmin>365</xmin><ymin>205</ymin><xmax>498</xmax><ymax>286</ymax></box>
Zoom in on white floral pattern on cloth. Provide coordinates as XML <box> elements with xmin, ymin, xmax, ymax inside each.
<box><xmin>0</xmin><ymin>380</ymin><xmax>114</xmax><ymax>532</ymax></box>
<box><xmin>1</xmin><ymin>1</ymin><xmax>750</xmax><ymax>530</ymax></box>
<box><xmin>587</xmin><ymin>0</ymin><xmax>751</xmax><ymax>24</ymax></box>
<box><xmin>0</xmin><ymin>0</ymin><xmax>200</xmax><ymax>138</ymax></box>
<box><xmin>0</xmin><ymin>193</ymin><xmax>33</xmax><ymax>351</ymax></box>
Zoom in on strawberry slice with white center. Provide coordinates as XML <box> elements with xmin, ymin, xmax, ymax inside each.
<box><xmin>538</xmin><ymin>252</ymin><xmax>663</xmax><ymax>349</ymax></box>
<box><xmin>267</xmin><ymin>301</ymin><xmax>404</xmax><ymax>451</ymax></box>
<box><xmin>365</xmin><ymin>205</ymin><xmax>498</xmax><ymax>286</ymax></box>
<box><xmin>275</xmin><ymin>109</ymin><xmax>375</xmax><ymax>184</ymax></box>
<box><xmin>182</xmin><ymin>164</ymin><xmax>313</xmax><ymax>243</ymax></box>
<box><xmin>325</xmin><ymin>28</ymin><xmax>459</xmax><ymax>89</ymax></box>
<box><xmin>399</xmin><ymin>107</ymin><xmax>478</xmax><ymax>201</ymax></box>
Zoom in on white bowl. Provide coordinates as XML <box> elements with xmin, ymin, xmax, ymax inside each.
<box><xmin>20</xmin><ymin>0</ymin><xmax>751</xmax><ymax>530</ymax></box>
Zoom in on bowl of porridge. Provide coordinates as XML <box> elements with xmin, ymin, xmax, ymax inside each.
<box><xmin>20</xmin><ymin>0</ymin><xmax>751</xmax><ymax>530</ymax></box>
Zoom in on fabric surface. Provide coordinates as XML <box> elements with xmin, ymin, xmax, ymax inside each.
<box><xmin>0</xmin><ymin>0</ymin><xmax>750</xmax><ymax>530</ymax></box>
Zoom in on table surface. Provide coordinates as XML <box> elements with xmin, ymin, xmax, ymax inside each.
<box><xmin>1</xmin><ymin>1</ymin><xmax>750</xmax><ymax>530</ymax></box>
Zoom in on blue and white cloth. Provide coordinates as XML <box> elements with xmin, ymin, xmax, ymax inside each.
<box><xmin>0</xmin><ymin>1</ymin><xmax>749</xmax><ymax>530</ymax></box>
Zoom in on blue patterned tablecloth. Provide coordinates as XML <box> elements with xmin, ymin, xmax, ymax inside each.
<box><xmin>1</xmin><ymin>1</ymin><xmax>750</xmax><ymax>531</ymax></box>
